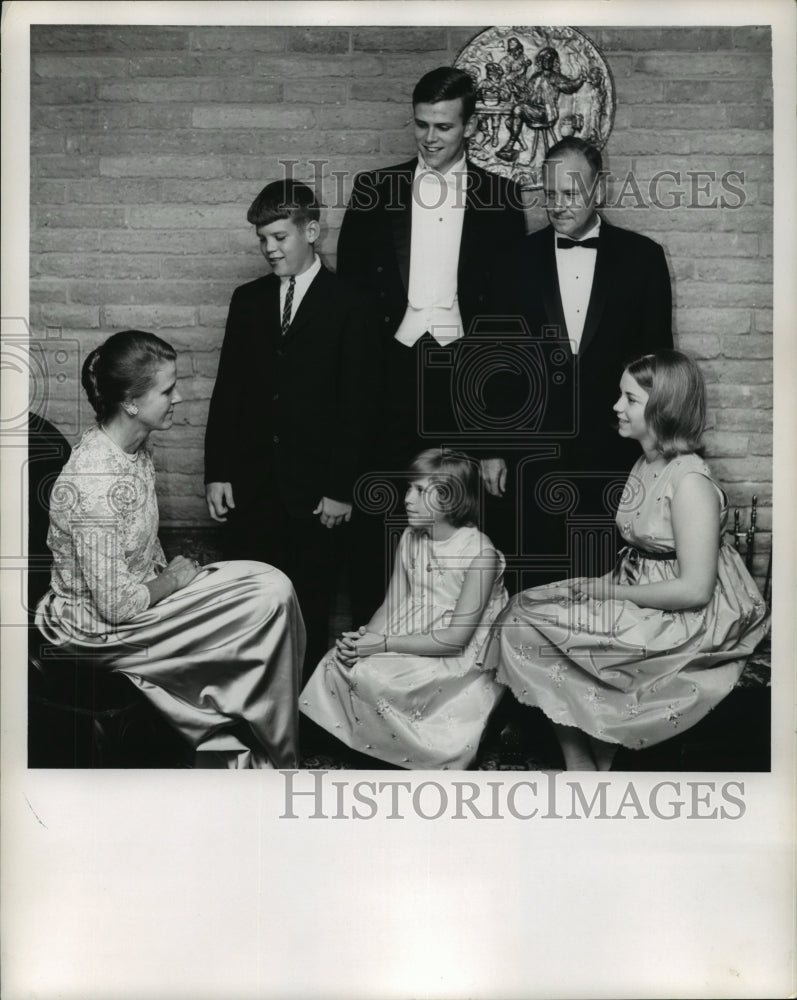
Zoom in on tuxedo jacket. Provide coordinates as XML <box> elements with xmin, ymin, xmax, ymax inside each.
<box><xmin>489</xmin><ymin>219</ymin><xmax>673</xmax><ymax>473</ymax></box>
<box><xmin>204</xmin><ymin>266</ymin><xmax>379</xmax><ymax>516</ymax></box>
<box><xmin>336</xmin><ymin>158</ymin><xmax>527</xmax><ymax>340</ymax></box>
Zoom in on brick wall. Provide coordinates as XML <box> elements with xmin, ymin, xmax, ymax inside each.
<box><xmin>29</xmin><ymin>24</ymin><xmax>773</xmax><ymax>582</ymax></box>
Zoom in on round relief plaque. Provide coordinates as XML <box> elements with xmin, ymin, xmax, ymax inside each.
<box><xmin>455</xmin><ymin>26</ymin><xmax>615</xmax><ymax>189</ymax></box>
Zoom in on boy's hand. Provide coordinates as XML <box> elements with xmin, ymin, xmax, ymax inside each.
<box><xmin>314</xmin><ymin>497</ymin><xmax>352</xmax><ymax>529</ymax></box>
<box><xmin>480</xmin><ymin>457</ymin><xmax>507</xmax><ymax>497</ymax></box>
<box><xmin>206</xmin><ymin>482</ymin><xmax>235</xmax><ymax>522</ymax></box>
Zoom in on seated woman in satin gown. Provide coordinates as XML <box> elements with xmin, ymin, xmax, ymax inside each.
<box><xmin>484</xmin><ymin>350</ymin><xmax>769</xmax><ymax>771</ymax></box>
<box><xmin>35</xmin><ymin>330</ymin><xmax>305</xmax><ymax>769</ymax></box>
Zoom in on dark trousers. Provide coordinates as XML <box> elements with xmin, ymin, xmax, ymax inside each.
<box><xmin>490</xmin><ymin>448</ymin><xmax>630</xmax><ymax>594</ymax></box>
<box><xmin>349</xmin><ymin>334</ymin><xmax>453</xmax><ymax>626</ymax></box>
<box><xmin>224</xmin><ymin>485</ymin><xmax>341</xmax><ymax>682</ymax></box>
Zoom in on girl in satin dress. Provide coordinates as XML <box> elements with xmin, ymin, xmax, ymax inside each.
<box><xmin>300</xmin><ymin>449</ymin><xmax>507</xmax><ymax>769</ymax></box>
<box><xmin>485</xmin><ymin>350</ymin><xmax>769</xmax><ymax>770</ymax></box>
<box><xmin>35</xmin><ymin>330</ymin><xmax>305</xmax><ymax>768</ymax></box>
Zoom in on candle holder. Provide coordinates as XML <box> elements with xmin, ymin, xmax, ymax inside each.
<box><xmin>729</xmin><ymin>495</ymin><xmax>758</xmax><ymax>574</ymax></box>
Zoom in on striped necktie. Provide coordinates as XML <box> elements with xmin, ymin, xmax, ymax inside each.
<box><xmin>281</xmin><ymin>277</ymin><xmax>295</xmax><ymax>335</ymax></box>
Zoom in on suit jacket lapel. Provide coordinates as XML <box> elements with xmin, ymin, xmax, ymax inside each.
<box><xmin>540</xmin><ymin>226</ymin><xmax>569</xmax><ymax>349</ymax></box>
<box><xmin>389</xmin><ymin>165</ymin><xmax>415</xmax><ymax>293</ymax></box>
<box><xmin>263</xmin><ymin>276</ymin><xmax>281</xmax><ymax>346</ymax></box>
<box><xmin>280</xmin><ymin>266</ymin><xmax>327</xmax><ymax>345</ymax></box>
<box><xmin>578</xmin><ymin>218</ymin><xmax>612</xmax><ymax>356</ymax></box>
<box><xmin>459</xmin><ymin>165</ymin><xmax>481</xmax><ymax>281</ymax></box>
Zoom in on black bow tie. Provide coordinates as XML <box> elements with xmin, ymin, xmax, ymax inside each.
<box><xmin>557</xmin><ymin>237</ymin><xmax>600</xmax><ymax>250</ymax></box>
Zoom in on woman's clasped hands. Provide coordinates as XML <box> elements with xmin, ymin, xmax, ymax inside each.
<box><xmin>568</xmin><ymin>576</ymin><xmax>617</xmax><ymax>603</ymax></box>
<box><xmin>161</xmin><ymin>555</ymin><xmax>202</xmax><ymax>592</ymax></box>
<box><xmin>335</xmin><ymin>626</ymin><xmax>386</xmax><ymax>667</ymax></box>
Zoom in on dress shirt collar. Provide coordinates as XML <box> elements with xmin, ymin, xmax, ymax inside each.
<box><xmin>416</xmin><ymin>153</ymin><xmax>468</xmax><ymax>185</ymax></box>
<box><xmin>279</xmin><ymin>253</ymin><xmax>321</xmax><ymax>290</ymax></box>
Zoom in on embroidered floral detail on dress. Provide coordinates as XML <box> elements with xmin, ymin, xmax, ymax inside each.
<box><xmin>665</xmin><ymin>704</ymin><xmax>681</xmax><ymax>726</ymax></box>
<box><xmin>549</xmin><ymin>662</ymin><xmax>568</xmax><ymax>687</ymax></box>
<box><xmin>46</xmin><ymin>427</ymin><xmax>163</xmax><ymax>631</ymax></box>
<box><xmin>584</xmin><ymin>686</ymin><xmax>604</xmax><ymax>704</ymax></box>
<box><xmin>624</xmin><ymin>701</ymin><xmax>640</xmax><ymax>718</ymax></box>
<box><xmin>518</xmin><ymin>643</ymin><xmax>537</xmax><ymax>661</ymax></box>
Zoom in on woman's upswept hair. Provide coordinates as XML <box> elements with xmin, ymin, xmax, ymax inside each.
<box><xmin>81</xmin><ymin>329</ymin><xmax>177</xmax><ymax>424</ymax></box>
<box><xmin>625</xmin><ymin>349</ymin><xmax>706</xmax><ymax>458</ymax></box>
<box><xmin>408</xmin><ymin>448</ymin><xmax>480</xmax><ymax>528</ymax></box>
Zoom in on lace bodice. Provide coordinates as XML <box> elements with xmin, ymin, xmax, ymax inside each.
<box><xmin>45</xmin><ymin>425</ymin><xmax>166</xmax><ymax>634</ymax></box>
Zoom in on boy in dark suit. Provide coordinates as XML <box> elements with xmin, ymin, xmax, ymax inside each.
<box><xmin>204</xmin><ymin>180</ymin><xmax>378</xmax><ymax>674</ymax></box>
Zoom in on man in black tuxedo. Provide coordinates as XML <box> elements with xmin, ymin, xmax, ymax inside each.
<box><xmin>489</xmin><ymin>137</ymin><xmax>673</xmax><ymax>588</ymax></box>
<box><xmin>204</xmin><ymin>180</ymin><xmax>378</xmax><ymax>673</ymax></box>
<box><xmin>336</xmin><ymin>66</ymin><xmax>527</xmax><ymax>622</ymax></box>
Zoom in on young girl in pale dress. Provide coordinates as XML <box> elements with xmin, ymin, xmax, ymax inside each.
<box><xmin>485</xmin><ymin>350</ymin><xmax>769</xmax><ymax>771</ymax></box>
<box><xmin>300</xmin><ymin>449</ymin><xmax>507</xmax><ymax>769</ymax></box>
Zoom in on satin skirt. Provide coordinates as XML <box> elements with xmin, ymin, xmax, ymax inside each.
<box><xmin>482</xmin><ymin>545</ymin><xmax>769</xmax><ymax>750</ymax></box>
<box><xmin>36</xmin><ymin>561</ymin><xmax>305</xmax><ymax>768</ymax></box>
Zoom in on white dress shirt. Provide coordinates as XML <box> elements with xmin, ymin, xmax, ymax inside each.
<box><xmin>279</xmin><ymin>254</ymin><xmax>322</xmax><ymax>329</ymax></box>
<box><xmin>395</xmin><ymin>154</ymin><xmax>468</xmax><ymax>347</ymax></box>
<box><xmin>554</xmin><ymin>217</ymin><xmax>601</xmax><ymax>353</ymax></box>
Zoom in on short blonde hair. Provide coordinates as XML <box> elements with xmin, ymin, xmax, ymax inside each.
<box><xmin>408</xmin><ymin>448</ymin><xmax>480</xmax><ymax>528</ymax></box>
<box><xmin>625</xmin><ymin>349</ymin><xmax>706</xmax><ymax>458</ymax></box>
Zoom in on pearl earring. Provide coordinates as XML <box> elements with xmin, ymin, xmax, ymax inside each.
<box><xmin>124</xmin><ymin>403</ymin><xmax>139</xmax><ymax>416</ymax></box>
